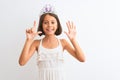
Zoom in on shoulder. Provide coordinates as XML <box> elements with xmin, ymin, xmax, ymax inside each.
<box><xmin>59</xmin><ymin>39</ymin><xmax>69</xmax><ymax>49</ymax></box>
<box><xmin>60</xmin><ymin>39</ymin><xmax>67</xmax><ymax>44</ymax></box>
<box><xmin>32</xmin><ymin>39</ymin><xmax>41</xmax><ymax>50</ymax></box>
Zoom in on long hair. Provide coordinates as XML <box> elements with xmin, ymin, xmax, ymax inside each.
<box><xmin>37</xmin><ymin>13</ymin><xmax>62</xmax><ymax>36</ymax></box>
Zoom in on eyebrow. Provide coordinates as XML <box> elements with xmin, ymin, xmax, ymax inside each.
<box><xmin>43</xmin><ymin>20</ymin><xmax>56</xmax><ymax>22</ymax></box>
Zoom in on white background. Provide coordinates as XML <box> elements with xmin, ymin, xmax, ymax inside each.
<box><xmin>0</xmin><ymin>0</ymin><xmax>120</xmax><ymax>80</ymax></box>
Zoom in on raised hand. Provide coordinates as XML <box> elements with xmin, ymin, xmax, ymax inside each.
<box><xmin>26</xmin><ymin>21</ymin><xmax>42</xmax><ymax>40</ymax></box>
<box><xmin>64</xmin><ymin>21</ymin><xmax>77</xmax><ymax>40</ymax></box>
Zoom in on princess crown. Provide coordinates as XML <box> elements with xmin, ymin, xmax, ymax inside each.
<box><xmin>40</xmin><ymin>4</ymin><xmax>56</xmax><ymax>15</ymax></box>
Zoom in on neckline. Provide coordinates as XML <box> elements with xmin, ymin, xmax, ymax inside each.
<box><xmin>40</xmin><ymin>38</ymin><xmax>60</xmax><ymax>50</ymax></box>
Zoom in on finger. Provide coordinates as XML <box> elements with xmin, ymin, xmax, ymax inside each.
<box><xmin>33</xmin><ymin>20</ymin><xmax>36</xmax><ymax>27</ymax></box>
<box><xmin>32</xmin><ymin>20</ymin><xmax>37</xmax><ymax>32</ymax></box>
<box><xmin>68</xmin><ymin>21</ymin><xmax>71</xmax><ymax>28</ymax></box>
<box><xmin>70</xmin><ymin>21</ymin><xmax>72</xmax><ymax>29</ymax></box>
<box><xmin>69</xmin><ymin>21</ymin><xmax>74</xmax><ymax>29</ymax></box>
<box><xmin>66</xmin><ymin>21</ymin><xmax>70</xmax><ymax>30</ymax></box>
<box><xmin>26</xmin><ymin>29</ymin><xmax>28</xmax><ymax>33</ymax></box>
<box><xmin>26</xmin><ymin>28</ymin><xmax>31</xmax><ymax>33</ymax></box>
<box><xmin>74</xmin><ymin>25</ymin><xmax>76</xmax><ymax>30</ymax></box>
<box><xmin>26</xmin><ymin>28</ymin><xmax>28</xmax><ymax>32</ymax></box>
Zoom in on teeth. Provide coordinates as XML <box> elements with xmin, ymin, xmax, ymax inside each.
<box><xmin>47</xmin><ymin>29</ymin><xmax>53</xmax><ymax>32</ymax></box>
<box><xmin>47</xmin><ymin>29</ymin><xmax>53</xmax><ymax>31</ymax></box>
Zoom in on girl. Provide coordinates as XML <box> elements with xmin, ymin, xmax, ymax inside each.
<box><xmin>19</xmin><ymin>5</ymin><xmax>85</xmax><ymax>80</ymax></box>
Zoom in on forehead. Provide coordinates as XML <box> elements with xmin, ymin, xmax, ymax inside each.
<box><xmin>43</xmin><ymin>14</ymin><xmax>57</xmax><ymax>21</ymax></box>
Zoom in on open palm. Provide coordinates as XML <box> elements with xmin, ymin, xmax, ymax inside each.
<box><xmin>65</xmin><ymin>21</ymin><xmax>77</xmax><ymax>40</ymax></box>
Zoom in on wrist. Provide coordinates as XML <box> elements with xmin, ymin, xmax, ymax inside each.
<box><xmin>70</xmin><ymin>37</ymin><xmax>76</xmax><ymax>42</ymax></box>
<box><xmin>26</xmin><ymin>38</ymin><xmax>34</xmax><ymax>43</ymax></box>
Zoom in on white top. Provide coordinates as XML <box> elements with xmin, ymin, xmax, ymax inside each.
<box><xmin>37</xmin><ymin>38</ymin><xmax>64</xmax><ymax>62</ymax></box>
<box><xmin>36</xmin><ymin>38</ymin><xmax>65</xmax><ymax>80</ymax></box>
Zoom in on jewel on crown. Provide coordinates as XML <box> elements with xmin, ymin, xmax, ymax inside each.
<box><xmin>40</xmin><ymin>4</ymin><xmax>56</xmax><ymax>15</ymax></box>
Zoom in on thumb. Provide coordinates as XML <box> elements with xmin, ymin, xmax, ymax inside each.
<box><xmin>34</xmin><ymin>31</ymin><xmax>42</xmax><ymax>36</ymax></box>
<box><xmin>37</xmin><ymin>31</ymin><xmax>42</xmax><ymax>35</ymax></box>
<box><xmin>64</xmin><ymin>31</ymin><xmax>69</xmax><ymax>36</ymax></box>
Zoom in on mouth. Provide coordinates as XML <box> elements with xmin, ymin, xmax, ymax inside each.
<box><xmin>46</xmin><ymin>29</ymin><xmax>54</xmax><ymax>32</ymax></box>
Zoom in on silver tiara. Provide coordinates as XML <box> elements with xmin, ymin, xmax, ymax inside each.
<box><xmin>40</xmin><ymin>4</ymin><xmax>56</xmax><ymax>15</ymax></box>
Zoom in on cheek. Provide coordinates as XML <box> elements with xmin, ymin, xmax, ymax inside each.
<box><xmin>55</xmin><ymin>25</ymin><xmax>58</xmax><ymax>30</ymax></box>
<box><xmin>42</xmin><ymin>25</ymin><xmax>46</xmax><ymax>31</ymax></box>
<box><xmin>42</xmin><ymin>24</ymin><xmax>46</xmax><ymax>27</ymax></box>
<box><xmin>55</xmin><ymin>24</ymin><xmax>58</xmax><ymax>28</ymax></box>
<box><xmin>42</xmin><ymin>24</ymin><xmax>47</xmax><ymax>29</ymax></box>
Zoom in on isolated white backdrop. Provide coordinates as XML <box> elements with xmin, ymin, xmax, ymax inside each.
<box><xmin>0</xmin><ymin>0</ymin><xmax>120</xmax><ymax>80</ymax></box>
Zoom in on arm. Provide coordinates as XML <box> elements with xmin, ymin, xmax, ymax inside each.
<box><xmin>64</xmin><ymin>21</ymin><xmax>85</xmax><ymax>62</ymax></box>
<box><xmin>19</xmin><ymin>39</ymin><xmax>36</xmax><ymax>66</ymax></box>
<box><xmin>19</xmin><ymin>21</ymin><xmax>42</xmax><ymax>66</ymax></box>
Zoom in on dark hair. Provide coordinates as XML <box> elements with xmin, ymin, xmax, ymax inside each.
<box><xmin>37</xmin><ymin>13</ymin><xmax>62</xmax><ymax>36</ymax></box>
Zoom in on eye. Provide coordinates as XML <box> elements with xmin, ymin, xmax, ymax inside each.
<box><xmin>43</xmin><ymin>21</ymin><xmax>48</xmax><ymax>24</ymax></box>
<box><xmin>51</xmin><ymin>21</ymin><xmax>55</xmax><ymax>24</ymax></box>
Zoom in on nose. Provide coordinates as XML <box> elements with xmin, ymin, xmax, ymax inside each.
<box><xmin>48</xmin><ymin>22</ymin><xmax>52</xmax><ymax>27</ymax></box>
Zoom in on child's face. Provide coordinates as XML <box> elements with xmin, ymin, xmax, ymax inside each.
<box><xmin>42</xmin><ymin>14</ymin><xmax>58</xmax><ymax>35</ymax></box>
